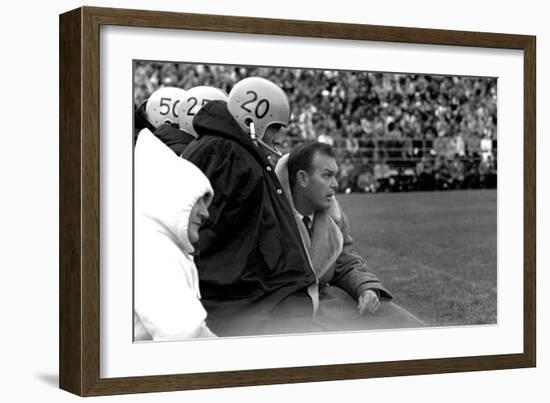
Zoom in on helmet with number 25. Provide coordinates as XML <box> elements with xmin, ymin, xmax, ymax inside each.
<box><xmin>145</xmin><ymin>86</ymin><xmax>187</xmax><ymax>128</ymax></box>
<box><xmin>178</xmin><ymin>86</ymin><xmax>228</xmax><ymax>137</ymax></box>
<box><xmin>227</xmin><ymin>77</ymin><xmax>291</xmax><ymax>140</ymax></box>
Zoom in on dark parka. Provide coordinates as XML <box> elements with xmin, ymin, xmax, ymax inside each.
<box><xmin>154</xmin><ymin>123</ymin><xmax>196</xmax><ymax>156</ymax></box>
<box><xmin>182</xmin><ymin>101</ymin><xmax>317</xmax><ymax>336</ymax></box>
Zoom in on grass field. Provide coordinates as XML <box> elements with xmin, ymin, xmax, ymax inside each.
<box><xmin>338</xmin><ymin>189</ymin><xmax>497</xmax><ymax>327</ymax></box>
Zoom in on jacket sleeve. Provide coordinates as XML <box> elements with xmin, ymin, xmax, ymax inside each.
<box><xmin>331</xmin><ymin>209</ymin><xmax>393</xmax><ymax>301</ymax></box>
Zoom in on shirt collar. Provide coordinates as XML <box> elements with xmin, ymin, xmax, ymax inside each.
<box><xmin>296</xmin><ymin>211</ymin><xmax>315</xmax><ymax>223</ymax></box>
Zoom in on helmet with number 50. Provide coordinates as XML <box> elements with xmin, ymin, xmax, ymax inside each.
<box><xmin>178</xmin><ymin>86</ymin><xmax>228</xmax><ymax>137</ymax></box>
<box><xmin>145</xmin><ymin>86</ymin><xmax>187</xmax><ymax>128</ymax></box>
<box><xmin>227</xmin><ymin>77</ymin><xmax>291</xmax><ymax>141</ymax></box>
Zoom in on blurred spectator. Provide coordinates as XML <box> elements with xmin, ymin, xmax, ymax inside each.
<box><xmin>415</xmin><ymin>156</ymin><xmax>435</xmax><ymax>191</ymax></box>
<box><xmin>356</xmin><ymin>156</ymin><xmax>376</xmax><ymax>193</ymax></box>
<box><xmin>452</xmin><ymin>132</ymin><xmax>466</xmax><ymax>157</ymax></box>
<box><xmin>448</xmin><ymin>155</ymin><xmax>466</xmax><ymax>189</ymax></box>
<box><xmin>432</xmin><ymin>132</ymin><xmax>449</xmax><ymax>158</ymax></box>
<box><xmin>396</xmin><ymin>167</ymin><xmax>416</xmax><ymax>192</ymax></box>
<box><xmin>318</xmin><ymin>132</ymin><xmax>334</xmax><ymax>146</ymax></box>
<box><xmin>344</xmin><ymin>134</ymin><xmax>360</xmax><ymax>156</ymax></box>
<box><xmin>479</xmin><ymin>155</ymin><xmax>497</xmax><ymax>189</ymax></box>
<box><xmin>465</xmin><ymin>133</ymin><xmax>481</xmax><ymax>157</ymax></box>
<box><xmin>480</xmin><ymin>130</ymin><xmax>493</xmax><ymax>163</ymax></box>
<box><xmin>374</xmin><ymin>159</ymin><xmax>392</xmax><ymax>191</ymax></box>
<box><xmin>434</xmin><ymin>156</ymin><xmax>452</xmax><ymax>190</ymax></box>
<box><xmin>338</xmin><ymin>156</ymin><xmax>357</xmax><ymax>193</ymax></box>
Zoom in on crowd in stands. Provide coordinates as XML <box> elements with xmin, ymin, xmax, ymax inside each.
<box><xmin>134</xmin><ymin>62</ymin><xmax>498</xmax><ymax>192</ymax></box>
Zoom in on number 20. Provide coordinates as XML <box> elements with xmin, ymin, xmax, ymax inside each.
<box><xmin>240</xmin><ymin>90</ymin><xmax>270</xmax><ymax>119</ymax></box>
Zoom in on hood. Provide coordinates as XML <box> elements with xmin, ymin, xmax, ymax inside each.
<box><xmin>275</xmin><ymin>153</ymin><xmax>342</xmax><ymax>222</ymax></box>
<box><xmin>135</xmin><ymin>129</ymin><xmax>213</xmax><ymax>253</ymax></box>
<box><xmin>193</xmin><ymin>100</ymin><xmax>264</xmax><ymax>158</ymax></box>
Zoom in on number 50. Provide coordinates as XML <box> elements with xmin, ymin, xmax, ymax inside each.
<box><xmin>159</xmin><ymin>97</ymin><xmax>180</xmax><ymax>118</ymax></box>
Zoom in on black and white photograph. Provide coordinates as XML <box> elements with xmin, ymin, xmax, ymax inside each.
<box><xmin>2</xmin><ymin>0</ymin><xmax>542</xmax><ymax>400</ymax></box>
<box><xmin>132</xmin><ymin>61</ymin><xmax>498</xmax><ymax>341</ymax></box>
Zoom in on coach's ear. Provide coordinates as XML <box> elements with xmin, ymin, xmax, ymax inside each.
<box><xmin>297</xmin><ymin>170</ymin><xmax>309</xmax><ymax>188</ymax></box>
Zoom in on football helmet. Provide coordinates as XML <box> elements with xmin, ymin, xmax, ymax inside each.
<box><xmin>177</xmin><ymin>86</ymin><xmax>228</xmax><ymax>137</ymax></box>
<box><xmin>144</xmin><ymin>86</ymin><xmax>186</xmax><ymax>128</ymax></box>
<box><xmin>227</xmin><ymin>77</ymin><xmax>290</xmax><ymax>140</ymax></box>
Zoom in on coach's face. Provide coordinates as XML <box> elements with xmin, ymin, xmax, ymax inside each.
<box><xmin>302</xmin><ymin>151</ymin><xmax>339</xmax><ymax>212</ymax></box>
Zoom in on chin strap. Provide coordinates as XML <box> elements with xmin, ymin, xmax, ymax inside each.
<box><xmin>248</xmin><ymin>121</ymin><xmax>283</xmax><ymax>159</ymax></box>
<box><xmin>249</xmin><ymin>121</ymin><xmax>257</xmax><ymax>143</ymax></box>
<box><xmin>257</xmin><ymin>137</ymin><xmax>283</xmax><ymax>159</ymax></box>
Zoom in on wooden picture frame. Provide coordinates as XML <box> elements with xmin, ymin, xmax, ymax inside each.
<box><xmin>59</xmin><ymin>6</ymin><xmax>536</xmax><ymax>396</ymax></box>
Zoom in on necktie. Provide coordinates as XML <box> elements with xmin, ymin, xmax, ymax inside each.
<box><xmin>302</xmin><ymin>216</ymin><xmax>312</xmax><ymax>238</ymax></box>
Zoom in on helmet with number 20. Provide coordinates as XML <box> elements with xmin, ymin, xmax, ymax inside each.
<box><xmin>178</xmin><ymin>86</ymin><xmax>228</xmax><ymax>137</ymax></box>
<box><xmin>227</xmin><ymin>77</ymin><xmax>291</xmax><ymax>140</ymax></box>
<box><xmin>145</xmin><ymin>87</ymin><xmax>187</xmax><ymax>128</ymax></box>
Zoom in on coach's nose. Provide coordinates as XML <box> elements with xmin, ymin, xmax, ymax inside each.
<box><xmin>330</xmin><ymin>176</ymin><xmax>339</xmax><ymax>191</ymax></box>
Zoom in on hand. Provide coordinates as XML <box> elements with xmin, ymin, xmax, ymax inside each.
<box><xmin>357</xmin><ymin>289</ymin><xmax>380</xmax><ymax>315</ymax></box>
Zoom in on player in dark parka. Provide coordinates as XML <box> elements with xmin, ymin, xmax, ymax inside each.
<box><xmin>182</xmin><ymin>78</ymin><xmax>318</xmax><ymax>336</ymax></box>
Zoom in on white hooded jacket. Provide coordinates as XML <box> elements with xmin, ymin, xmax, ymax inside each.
<box><xmin>134</xmin><ymin>130</ymin><xmax>214</xmax><ymax>340</ymax></box>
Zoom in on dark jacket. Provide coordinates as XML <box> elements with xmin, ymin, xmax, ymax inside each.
<box><xmin>182</xmin><ymin>101</ymin><xmax>317</xmax><ymax>336</ymax></box>
<box><xmin>154</xmin><ymin>123</ymin><xmax>196</xmax><ymax>156</ymax></box>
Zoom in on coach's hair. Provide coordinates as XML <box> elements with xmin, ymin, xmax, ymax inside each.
<box><xmin>288</xmin><ymin>141</ymin><xmax>336</xmax><ymax>191</ymax></box>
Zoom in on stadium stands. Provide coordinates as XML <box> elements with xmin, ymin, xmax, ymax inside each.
<box><xmin>134</xmin><ymin>62</ymin><xmax>497</xmax><ymax>192</ymax></box>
